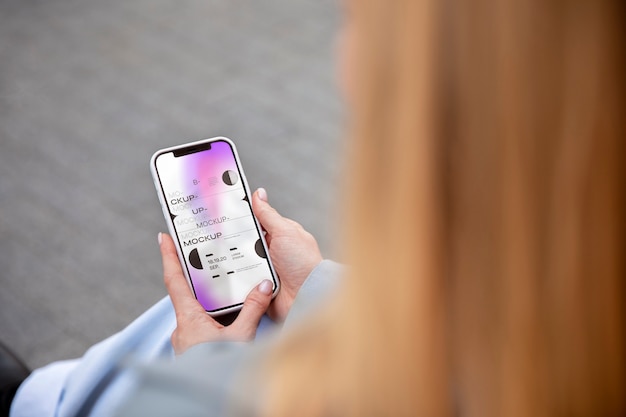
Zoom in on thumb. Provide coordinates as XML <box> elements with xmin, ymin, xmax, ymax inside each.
<box><xmin>231</xmin><ymin>280</ymin><xmax>274</xmax><ymax>339</ymax></box>
<box><xmin>252</xmin><ymin>188</ymin><xmax>286</xmax><ymax>233</ymax></box>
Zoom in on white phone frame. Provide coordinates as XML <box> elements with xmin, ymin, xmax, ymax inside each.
<box><xmin>150</xmin><ymin>136</ymin><xmax>279</xmax><ymax>316</ymax></box>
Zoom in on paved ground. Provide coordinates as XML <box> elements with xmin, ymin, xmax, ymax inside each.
<box><xmin>0</xmin><ymin>0</ymin><xmax>343</xmax><ymax>368</ymax></box>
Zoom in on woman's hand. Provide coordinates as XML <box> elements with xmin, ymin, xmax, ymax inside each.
<box><xmin>159</xmin><ymin>232</ymin><xmax>273</xmax><ymax>355</ymax></box>
<box><xmin>252</xmin><ymin>188</ymin><xmax>323</xmax><ymax>322</ymax></box>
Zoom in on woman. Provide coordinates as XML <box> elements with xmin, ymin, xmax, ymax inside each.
<box><xmin>10</xmin><ymin>0</ymin><xmax>625</xmax><ymax>415</ymax></box>
<box><xmin>121</xmin><ymin>0</ymin><xmax>625</xmax><ymax>415</ymax></box>
<box><xmin>265</xmin><ymin>0</ymin><xmax>626</xmax><ymax>415</ymax></box>
<box><xmin>260</xmin><ymin>0</ymin><xmax>625</xmax><ymax>414</ymax></box>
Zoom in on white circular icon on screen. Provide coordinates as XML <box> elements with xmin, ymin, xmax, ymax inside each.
<box><xmin>222</xmin><ymin>170</ymin><xmax>239</xmax><ymax>186</ymax></box>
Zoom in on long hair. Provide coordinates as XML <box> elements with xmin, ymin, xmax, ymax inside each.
<box><xmin>257</xmin><ymin>0</ymin><xmax>625</xmax><ymax>415</ymax></box>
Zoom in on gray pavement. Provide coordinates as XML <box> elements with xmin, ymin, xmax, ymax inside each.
<box><xmin>0</xmin><ymin>0</ymin><xmax>343</xmax><ymax>368</ymax></box>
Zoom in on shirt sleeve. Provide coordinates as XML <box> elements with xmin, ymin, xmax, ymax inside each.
<box><xmin>114</xmin><ymin>342</ymin><xmax>257</xmax><ymax>417</ymax></box>
<box><xmin>282</xmin><ymin>259</ymin><xmax>344</xmax><ymax>330</ymax></box>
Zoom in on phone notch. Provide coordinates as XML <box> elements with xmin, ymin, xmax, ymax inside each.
<box><xmin>173</xmin><ymin>141</ymin><xmax>212</xmax><ymax>157</ymax></box>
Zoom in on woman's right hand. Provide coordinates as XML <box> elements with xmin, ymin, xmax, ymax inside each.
<box><xmin>252</xmin><ymin>188</ymin><xmax>323</xmax><ymax>322</ymax></box>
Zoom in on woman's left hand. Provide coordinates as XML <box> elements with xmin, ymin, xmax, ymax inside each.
<box><xmin>159</xmin><ymin>232</ymin><xmax>273</xmax><ymax>355</ymax></box>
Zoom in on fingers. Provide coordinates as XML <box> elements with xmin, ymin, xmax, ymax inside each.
<box><xmin>159</xmin><ymin>232</ymin><xmax>271</xmax><ymax>348</ymax></box>
<box><xmin>252</xmin><ymin>188</ymin><xmax>288</xmax><ymax>234</ymax></box>
<box><xmin>231</xmin><ymin>279</ymin><xmax>274</xmax><ymax>339</ymax></box>
<box><xmin>159</xmin><ymin>233</ymin><xmax>205</xmax><ymax>317</ymax></box>
<box><xmin>256</xmin><ymin>187</ymin><xmax>268</xmax><ymax>202</ymax></box>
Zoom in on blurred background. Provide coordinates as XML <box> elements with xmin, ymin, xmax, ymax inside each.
<box><xmin>0</xmin><ymin>0</ymin><xmax>343</xmax><ymax>368</ymax></box>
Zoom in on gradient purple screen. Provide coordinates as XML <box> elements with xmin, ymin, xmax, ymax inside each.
<box><xmin>155</xmin><ymin>139</ymin><xmax>275</xmax><ymax>313</ymax></box>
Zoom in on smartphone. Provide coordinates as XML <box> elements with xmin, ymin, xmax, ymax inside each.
<box><xmin>150</xmin><ymin>137</ymin><xmax>279</xmax><ymax>316</ymax></box>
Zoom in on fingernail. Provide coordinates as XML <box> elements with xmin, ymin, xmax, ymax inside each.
<box><xmin>257</xmin><ymin>187</ymin><xmax>268</xmax><ymax>202</ymax></box>
<box><xmin>158</xmin><ymin>232</ymin><xmax>163</xmax><ymax>245</ymax></box>
<box><xmin>258</xmin><ymin>279</ymin><xmax>273</xmax><ymax>295</ymax></box>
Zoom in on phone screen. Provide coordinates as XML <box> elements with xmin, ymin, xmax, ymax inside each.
<box><xmin>152</xmin><ymin>138</ymin><xmax>277</xmax><ymax>314</ymax></box>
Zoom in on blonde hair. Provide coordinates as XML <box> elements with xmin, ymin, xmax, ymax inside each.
<box><xmin>259</xmin><ymin>0</ymin><xmax>625</xmax><ymax>415</ymax></box>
